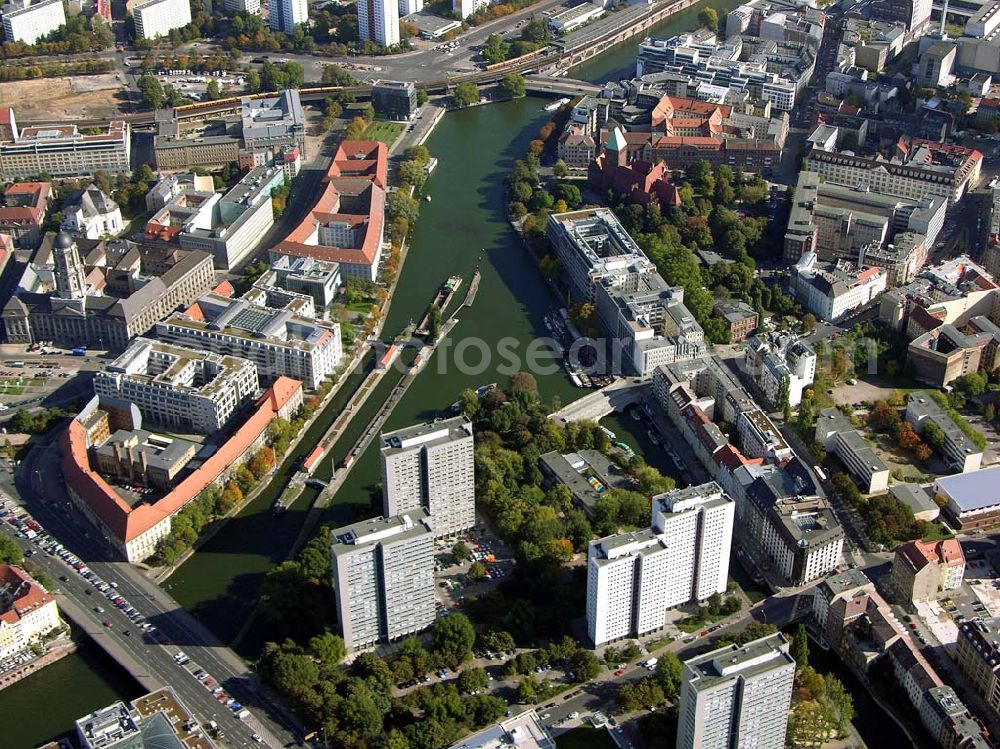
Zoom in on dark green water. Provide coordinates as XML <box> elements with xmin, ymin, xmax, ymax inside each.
<box><xmin>569</xmin><ymin>0</ymin><xmax>746</xmax><ymax>83</ymax></box>
<box><xmin>0</xmin><ymin>646</ymin><xmax>142</xmax><ymax>749</ymax></box>
<box><xmin>168</xmin><ymin>97</ymin><xmax>583</xmax><ymax>649</ymax></box>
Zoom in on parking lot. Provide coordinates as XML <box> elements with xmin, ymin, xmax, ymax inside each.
<box><xmin>914</xmin><ymin>544</ymin><xmax>1000</xmax><ymax>645</ymax></box>
<box><xmin>433</xmin><ymin>521</ymin><xmax>515</xmax><ymax>618</ymax></box>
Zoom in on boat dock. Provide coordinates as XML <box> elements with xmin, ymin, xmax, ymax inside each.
<box><xmin>416</xmin><ymin>275</ymin><xmax>463</xmax><ymax>336</ymax></box>
<box><xmin>462</xmin><ymin>269</ymin><xmax>481</xmax><ymax>309</ymax></box>
<box><xmin>273</xmin><ymin>471</ymin><xmax>307</xmax><ymax>515</ymax></box>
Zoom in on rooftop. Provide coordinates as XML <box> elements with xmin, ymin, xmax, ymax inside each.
<box><xmin>381</xmin><ymin>415</ymin><xmax>472</xmax><ymax>453</ymax></box>
<box><xmin>331</xmin><ymin>509</ymin><xmax>433</xmax><ymax>555</ymax></box>
<box><xmin>684</xmin><ymin>632</ymin><xmax>793</xmax><ymax>691</ymax></box>
<box><xmin>935</xmin><ymin>466</ymin><xmax>1000</xmax><ymax>512</ymax></box>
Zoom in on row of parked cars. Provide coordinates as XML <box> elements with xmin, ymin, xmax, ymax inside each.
<box><xmin>174</xmin><ymin>650</ymin><xmax>253</xmax><ymax>728</ymax></box>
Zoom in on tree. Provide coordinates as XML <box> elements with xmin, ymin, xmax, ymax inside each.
<box><xmin>617</xmin><ymin>677</ymin><xmax>665</xmax><ymax>711</ymax></box>
<box><xmin>458</xmin><ymin>667</ymin><xmax>489</xmax><ymax>693</ymax></box>
<box><xmin>0</xmin><ymin>535</ymin><xmax>23</xmax><ymax>565</ymax></box>
<box><xmin>453</xmin><ymin>82</ymin><xmax>480</xmax><ymax>108</ymax></box>
<box><xmin>652</xmin><ymin>652</ymin><xmax>682</xmax><ymax>699</ymax></box>
<box><xmin>500</xmin><ymin>73</ymin><xmax>526</xmax><ymax>99</ymax></box>
<box><xmin>802</xmin><ymin>313</ymin><xmax>817</xmax><ymax>333</ymax></box>
<box><xmin>553</xmin><ymin>160</ymin><xmax>569</xmax><ymax>178</ymax></box>
<box><xmin>345</xmin><ymin>116</ymin><xmax>367</xmax><ymax>140</ymax></box>
<box><xmin>569</xmin><ymin>649</ymin><xmax>601</xmax><ymax>682</ymax></box>
<box><xmin>137</xmin><ymin>74</ymin><xmax>163</xmax><ymax>109</ymax></box>
<box><xmin>416</xmin><ymin>89</ymin><xmax>429</xmax><ymax>106</ymax></box>
<box><xmin>479</xmin><ymin>629</ymin><xmax>515</xmax><ymax>653</ymax></box>
<box><xmin>791</xmin><ymin>623</ymin><xmax>809</xmax><ymax>671</ymax></box>
<box><xmin>321</xmin><ymin>63</ymin><xmax>354</xmax><ymax>86</ymax></box>
<box><xmin>453</xmin><ymin>541</ymin><xmax>471</xmax><ymax>562</ymax></box>
<box><xmin>309</xmin><ymin>632</ymin><xmax>346</xmax><ymax>667</ymax></box>
<box><xmin>482</xmin><ymin>34</ymin><xmax>511</xmax><ymax>65</ymax></box>
<box><xmin>433</xmin><ymin>613</ymin><xmax>476</xmax><ymax>666</ymax></box>
<box><xmin>698</xmin><ymin>7</ymin><xmax>719</xmax><ymax>33</ymax></box>
<box><xmin>468</xmin><ymin>561</ymin><xmax>486</xmax><ymax>580</ymax></box>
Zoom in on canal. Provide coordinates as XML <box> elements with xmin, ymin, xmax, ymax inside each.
<box><xmin>0</xmin><ymin>646</ymin><xmax>143</xmax><ymax>749</ymax></box>
<box><xmin>169</xmin><ymin>0</ymin><xmax>757</xmax><ymax>652</ymax></box>
<box><xmin>170</xmin><ymin>96</ymin><xmax>585</xmax><ymax>651</ymax></box>
<box><xmin>569</xmin><ymin>0</ymin><xmax>746</xmax><ymax>83</ymax></box>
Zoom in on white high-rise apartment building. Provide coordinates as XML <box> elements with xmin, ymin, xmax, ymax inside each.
<box><xmin>132</xmin><ymin>0</ymin><xmax>192</xmax><ymax>40</ymax></box>
<box><xmin>677</xmin><ymin>633</ymin><xmax>796</xmax><ymax>749</ymax></box>
<box><xmin>225</xmin><ymin>0</ymin><xmax>261</xmax><ymax>13</ymax></box>
<box><xmin>267</xmin><ymin>0</ymin><xmax>307</xmax><ymax>33</ymax></box>
<box><xmin>330</xmin><ymin>510</ymin><xmax>435</xmax><ymax>650</ymax></box>
<box><xmin>586</xmin><ymin>482</ymin><xmax>735</xmax><ymax>646</ymax></box>
<box><xmin>2</xmin><ymin>0</ymin><xmax>65</xmax><ymax>45</ymax></box>
<box><xmin>357</xmin><ymin>0</ymin><xmax>399</xmax><ymax>47</ymax></box>
<box><xmin>380</xmin><ymin>416</ymin><xmax>475</xmax><ymax>538</ymax></box>
<box><xmin>398</xmin><ymin>0</ymin><xmax>422</xmax><ymax>16</ymax></box>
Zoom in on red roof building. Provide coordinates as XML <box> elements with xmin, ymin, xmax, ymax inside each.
<box><xmin>271</xmin><ymin>141</ymin><xmax>387</xmax><ymax>282</ymax></box>
<box><xmin>892</xmin><ymin>539</ymin><xmax>965</xmax><ymax>604</ymax></box>
<box><xmin>0</xmin><ymin>565</ymin><xmax>61</xmax><ymax>658</ymax></box>
<box><xmin>589</xmin><ymin>127</ymin><xmax>680</xmax><ymax>210</ymax></box>
<box><xmin>61</xmin><ymin>378</ymin><xmax>303</xmax><ymax>562</ymax></box>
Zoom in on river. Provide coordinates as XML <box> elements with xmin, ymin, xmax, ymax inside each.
<box><xmin>0</xmin><ymin>646</ymin><xmax>143</xmax><ymax>749</ymax></box>
<box><xmin>168</xmin><ymin>0</ymin><xmax>754</xmax><ymax>646</ymax></box>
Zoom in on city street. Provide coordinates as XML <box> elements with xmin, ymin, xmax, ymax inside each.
<box><xmin>0</xmin><ymin>434</ymin><xmax>302</xmax><ymax>748</ymax></box>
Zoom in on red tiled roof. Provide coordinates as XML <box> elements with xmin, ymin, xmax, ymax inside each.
<box><xmin>896</xmin><ymin>539</ymin><xmax>965</xmax><ymax>573</ymax></box>
<box><xmin>0</xmin><ymin>565</ymin><xmax>54</xmax><ymax>626</ymax></box>
<box><xmin>212</xmin><ymin>280</ymin><xmax>235</xmax><ymax>297</ymax></box>
<box><xmin>61</xmin><ymin>378</ymin><xmax>302</xmax><ymax>544</ymax></box>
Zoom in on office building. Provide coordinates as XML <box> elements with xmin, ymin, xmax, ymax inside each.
<box><xmin>802</xmin><ymin>140</ymin><xmax>982</xmax><ymax>207</ymax></box>
<box><xmin>676</xmin><ymin>633</ymin><xmax>795</xmax><ymax>749</ymax></box>
<box><xmin>357</xmin><ymin>0</ymin><xmax>399</xmax><ymax>47</ymax></box>
<box><xmin>272</xmin><ymin>141</ymin><xmax>386</xmax><ymax>282</ymax></box>
<box><xmin>916</xmin><ymin>42</ymin><xmax>957</xmax><ymax>88</ymax></box>
<box><xmin>153</xmin><ymin>90</ymin><xmax>305</xmax><ymax>171</ymax></box>
<box><xmin>955</xmin><ymin>618</ymin><xmax>1000</xmax><ymax>718</ymax></box>
<box><xmin>892</xmin><ymin>539</ymin><xmax>965</xmax><ymax>605</ymax></box>
<box><xmin>546</xmin><ymin>208</ymin><xmax>655</xmax><ymax>303</ymax></box>
<box><xmin>635</xmin><ymin>32</ymin><xmax>814</xmax><ymax>111</ymax></box>
<box><xmin>789</xmin><ymin>254</ymin><xmax>887</xmax><ymax>322</ymax></box>
<box><xmin>74</xmin><ymin>687</ymin><xmax>218</xmax><ymax>749</ymax></box>
<box><xmin>156</xmin><ymin>291</ymin><xmax>343</xmax><ymax>391</ymax></box>
<box><xmin>744</xmin><ymin>333</ymin><xmax>816</xmax><ymax>408</ymax></box>
<box><xmin>94</xmin><ymin>338</ymin><xmax>258</xmax><ymax>435</ymax></box>
<box><xmin>252</xmin><ymin>255</ymin><xmax>342</xmax><ymax>316</ymax></box>
<box><xmin>92</xmin><ymin>430</ymin><xmax>198</xmax><ymax>491</ymax></box>
<box><xmin>814</xmin><ymin>408</ymin><xmax>889</xmax><ymax>494</ymax></box>
<box><xmin>907</xmin><ymin>316</ymin><xmax>1000</xmax><ymax>389</ymax></box>
<box><xmin>713</xmin><ymin>300</ymin><xmax>758</xmax><ymax>342</ymax></box>
<box><xmin>447</xmin><ymin>711</ymin><xmax>555</xmax><ymax>749</ymax></box>
<box><xmin>3</xmin><ymin>234</ymin><xmax>216</xmax><ymax>349</ymax></box>
<box><xmin>144</xmin><ymin>166</ymin><xmax>286</xmax><ymax>269</ymax></box>
<box><xmin>0</xmin><ymin>111</ymin><xmax>130</xmax><ymax>181</ymax></box>
<box><xmin>331</xmin><ymin>511</ymin><xmax>435</xmax><ymax>650</ymax></box>
<box><xmin>380</xmin><ymin>416</ymin><xmax>475</xmax><ymax>538</ymax></box>
<box><xmin>539</xmin><ymin>449</ymin><xmax>632</xmax><ymax>518</ymax></box>
<box><xmin>372</xmin><ymin>80</ymin><xmax>418</xmax><ymax>120</ymax></box>
<box><xmin>586</xmin><ymin>482</ymin><xmax>734</xmax><ymax>646</ymax></box>
<box><xmin>933</xmin><ymin>466</ymin><xmax>1000</xmax><ymax>530</ymax></box>
<box><xmin>2</xmin><ymin>0</ymin><xmax>65</xmax><ymax>44</ymax></box>
<box><xmin>267</xmin><ymin>0</ymin><xmax>307</xmax><ymax>32</ymax></box>
<box><xmin>0</xmin><ymin>565</ymin><xmax>61</xmax><ymax>659</ymax></box>
<box><xmin>132</xmin><ymin>0</ymin><xmax>191</xmax><ymax>39</ymax></box>
<box><xmin>783</xmin><ymin>170</ymin><xmax>946</xmax><ymax>284</ymax></box>
<box><xmin>64</xmin><ymin>378</ymin><xmax>302</xmax><ymax>562</ymax></box>
<box><xmin>905</xmin><ymin>392</ymin><xmax>984</xmax><ymax>473</ymax></box>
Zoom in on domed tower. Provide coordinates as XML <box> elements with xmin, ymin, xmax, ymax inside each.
<box><xmin>52</xmin><ymin>232</ymin><xmax>87</xmax><ymax>300</ymax></box>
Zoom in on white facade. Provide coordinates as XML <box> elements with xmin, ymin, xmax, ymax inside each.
<box><xmin>60</xmin><ymin>187</ymin><xmax>123</xmax><ymax>240</ymax></box>
<box><xmin>2</xmin><ymin>0</ymin><xmax>65</xmax><ymax>45</ymax></box>
<box><xmin>267</xmin><ymin>0</ymin><xmax>307</xmax><ymax>33</ymax></box>
<box><xmin>453</xmin><ymin>0</ymin><xmax>489</xmax><ymax>19</ymax></box>
<box><xmin>331</xmin><ymin>511</ymin><xmax>436</xmax><ymax>650</ymax></box>
<box><xmin>380</xmin><ymin>416</ymin><xmax>475</xmax><ymax>538</ymax></box>
<box><xmin>677</xmin><ymin>633</ymin><xmax>796</xmax><ymax>749</ymax></box>
<box><xmin>398</xmin><ymin>0</ymin><xmax>423</xmax><ymax>15</ymax></box>
<box><xmin>586</xmin><ymin>483</ymin><xmax>735</xmax><ymax>646</ymax></box>
<box><xmin>132</xmin><ymin>0</ymin><xmax>192</xmax><ymax>39</ymax></box>
<box><xmin>358</xmin><ymin>0</ymin><xmax>400</xmax><ymax>46</ymax></box>
<box><xmin>93</xmin><ymin>338</ymin><xmax>258</xmax><ymax>435</ymax></box>
<box><xmin>790</xmin><ymin>254</ymin><xmax>888</xmax><ymax>322</ymax></box>
<box><xmin>0</xmin><ymin>566</ymin><xmax>61</xmax><ymax>659</ymax></box>
<box><xmin>225</xmin><ymin>0</ymin><xmax>261</xmax><ymax>13</ymax></box>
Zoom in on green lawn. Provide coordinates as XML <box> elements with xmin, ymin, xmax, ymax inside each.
<box><xmin>0</xmin><ymin>379</ymin><xmax>25</xmax><ymax>395</ymax></box>
<box><xmin>556</xmin><ymin>726</ymin><xmax>617</xmax><ymax>749</ymax></box>
<box><xmin>921</xmin><ymin>521</ymin><xmax>954</xmax><ymax>543</ymax></box>
<box><xmin>362</xmin><ymin>120</ymin><xmax>405</xmax><ymax>146</ymax></box>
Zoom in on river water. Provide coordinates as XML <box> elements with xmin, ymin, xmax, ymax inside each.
<box><xmin>4</xmin><ymin>3</ymin><xmax>892</xmax><ymax>744</ymax></box>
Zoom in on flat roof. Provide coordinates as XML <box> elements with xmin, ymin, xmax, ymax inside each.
<box><xmin>936</xmin><ymin>467</ymin><xmax>1000</xmax><ymax>512</ymax></box>
<box><xmin>381</xmin><ymin>415</ymin><xmax>472</xmax><ymax>453</ymax></box>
